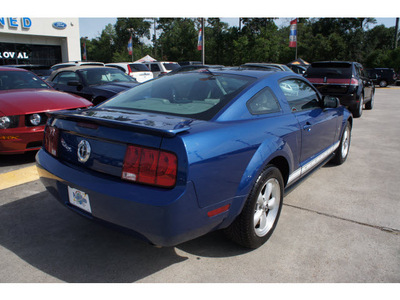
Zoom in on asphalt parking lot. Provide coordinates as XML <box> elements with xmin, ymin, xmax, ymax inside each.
<box><xmin>0</xmin><ymin>88</ymin><xmax>399</xmax><ymax>283</ymax></box>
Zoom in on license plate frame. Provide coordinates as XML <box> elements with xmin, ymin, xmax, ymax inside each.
<box><xmin>68</xmin><ymin>186</ymin><xmax>92</xmax><ymax>213</ymax></box>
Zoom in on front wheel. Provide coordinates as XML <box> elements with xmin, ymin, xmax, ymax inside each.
<box><xmin>379</xmin><ymin>80</ymin><xmax>387</xmax><ymax>87</ymax></box>
<box><xmin>224</xmin><ymin>166</ymin><xmax>284</xmax><ymax>249</ymax></box>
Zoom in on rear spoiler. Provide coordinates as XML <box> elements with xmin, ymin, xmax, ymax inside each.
<box><xmin>47</xmin><ymin>109</ymin><xmax>192</xmax><ymax>137</ymax></box>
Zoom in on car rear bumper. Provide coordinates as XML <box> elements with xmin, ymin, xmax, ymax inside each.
<box><xmin>0</xmin><ymin>126</ymin><xmax>44</xmax><ymax>154</ymax></box>
<box><xmin>35</xmin><ymin>149</ymin><xmax>231</xmax><ymax>246</ymax></box>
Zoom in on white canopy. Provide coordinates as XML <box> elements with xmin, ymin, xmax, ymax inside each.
<box><xmin>134</xmin><ymin>55</ymin><xmax>157</xmax><ymax>63</ymax></box>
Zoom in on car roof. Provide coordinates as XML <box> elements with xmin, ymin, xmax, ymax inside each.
<box><xmin>47</xmin><ymin>66</ymin><xmax>122</xmax><ymax>81</ymax></box>
<box><xmin>0</xmin><ymin>66</ymin><xmax>29</xmax><ymax>72</ymax></box>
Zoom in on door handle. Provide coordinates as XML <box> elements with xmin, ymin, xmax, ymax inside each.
<box><xmin>303</xmin><ymin>123</ymin><xmax>312</xmax><ymax>132</ymax></box>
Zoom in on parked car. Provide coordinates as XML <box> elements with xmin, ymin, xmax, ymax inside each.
<box><xmin>105</xmin><ymin>62</ymin><xmax>153</xmax><ymax>83</ymax></box>
<box><xmin>51</xmin><ymin>61</ymin><xmax>105</xmax><ymax>71</ymax></box>
<box><xmin>46</xmin><ymin>66</ymin><xmax>139</xmax><ymax>105</ymax></box>
<box><xmin>142</xmin><ymin>61</ymin><xmax>180</xmax><ymax>77</ymax></box>
<box><xmin>287</xmin><ymin>64</ymin><xmax>308</xmax><ymax>75</ymax></box>
<box><xmin>0</xmin><ymin>67</ymin><xmax>92</xmax><ymax>154</ymax></box>
<box><xmin>304</xmin><ymin>61</ymin><xmax>375</xmax><ymax>118</ymax></box>
<box><xmin>36</xmin><ymin>69</ymin><xmax>352</xmax><ymax>249</ymax></box>
<box><xmin>242</xmin><ymin>63</ymin><xmax>294</xmax><ymax>72</ymax></box>
<box><xmin>3</xmin><ymin>64</ymin><xmax>52</xmax><ymax>80</ymax></box>
<box><xmin>367</xmin><ymin>68</ymin><xmax>398</xmax><ymax>87</ymax></box>
<box><xmin>178</xmin><ymin>61</ymin><xmax>202</xmax><ymax>66</ymax></box>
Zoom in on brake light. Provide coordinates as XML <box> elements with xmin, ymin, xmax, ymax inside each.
<box><xmin>44</xmin><ymin>126</ymin><xmax>59</xmax><ymax>157</ymax></box>
<box><xmin>350</xmin><ymin>78</ymin><xmax>359</xmax><ymax>85</ymax></box>
<box><xmin>127</xmin><ymin>64</ymin><xmax>132</xmax><ymax>74</ymax></box>
<box><xmin>122</xmin><ymin>145</ymin><xmax>177</xmax><ymax>188</ymax></box>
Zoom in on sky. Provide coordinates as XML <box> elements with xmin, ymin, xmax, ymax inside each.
<box><xmin>79</xmin><ymin>17</ymin><xmax>398</xmax><ymax>41</ymax></box>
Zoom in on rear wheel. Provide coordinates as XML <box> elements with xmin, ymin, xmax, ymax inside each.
<box><xmin>331</xmin><ymin>121</ymin><xmax>352</xmax><ymax>165</ymax></box>
<box><xmin>365</xmin><ymin>92</ymin><xmax>374</xmax><ymax>110</ymax></box>
<box><xmin>224</xmin><ymin>165</ymin><xmax>284</xmax><ymax>249</ymax></box>
<box><xmin>352</xmin><ymin>93</ymin><xmax>364</xmax><ymax>118</ymax></box>
<box><xmin>379</xmin><ymin>80</ymin><xmax>387</xmax><ymax>87</ymax></box>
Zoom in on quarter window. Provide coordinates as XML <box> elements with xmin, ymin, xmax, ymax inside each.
<box><xmin>279</xmin><ymin>79</ymin><xmax>320</xmax><ymax>112</ymax></box>
<box><xmin>247</xmin><ymin>87</ymin><xmax>281</xmax><ymax>115</ymax></box>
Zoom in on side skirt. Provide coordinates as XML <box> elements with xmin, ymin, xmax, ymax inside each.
<box><xmin>284</xmin><ymin>153</ymin><xmax>335</xmax><ymax>196</ymax></box>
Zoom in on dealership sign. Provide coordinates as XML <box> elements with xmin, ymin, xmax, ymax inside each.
<box><xmin>0</xmin><ymin>17</ymin><xmax>32</xmax><ymax>29</ymax></box>
<box><xmin>0</xmin><ymin>52</ymin><xmax>29</xmax><ymax>59</ymax></box>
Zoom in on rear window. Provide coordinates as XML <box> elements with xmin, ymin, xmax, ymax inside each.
<box><xmin>163</xmin><ymin>63</ymin><xmax>180</xmax><ymax>71</ymax></box>
<box><xmin>129</xmin><ymin>64</ymin><xmax>150</xmax><ymax>72</ymax></box>
<box><xmin>305</xmin><ymin>63</ymin><xmax>353</xmax><ymax>78</ymax></box>
<box><xmin>98</xmin><ymin>72</ymin><xmax>256</xmax><ymax>120</ymax></box>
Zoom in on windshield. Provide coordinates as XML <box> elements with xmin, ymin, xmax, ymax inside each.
<box><xmin>79</xmin><ymin>68</ymin><xmax>135</xmax><ymax>86</ymax></box>
<box><xmin>0</xmin><ymin>70</ymin><xmax>51</xmax><ymax>90</ymax></box>
<box><xmin>98</xmin><ymin>72</ymin><xmax>256</xmax><ymax>120</ymax></box>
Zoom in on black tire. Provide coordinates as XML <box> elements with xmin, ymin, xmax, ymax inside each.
<box><xmin>224</xmin><ymin>165</ymin><xmax>284</xmax><ymax>249</ymax></box>
<box><xmin>379</xmin><ymin>80</ymin><xmax>387</xmax><ymax>87</ymax></box>
<box><xmin>365</xmin><ymin>92</ymin><xmax>374</xmax><ymax>110</ymax></box>
<box><xmin>331</xmin><ymin>121</ymin><xmax>352</xmax><ymax>165</ymax></box>
<box><xmin>352</xmin><ymin>93</ymin><xmax>363</xmax><ymax>118</ymax></box>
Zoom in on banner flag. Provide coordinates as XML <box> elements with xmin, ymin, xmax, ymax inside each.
<box><xmin>127</xmin><ymin>36</ymin><xmax>133</xmax><ymax>55</ymax></box>
<box><xmin>289</xmin><ymin>19</ymin><xmax>297</xmax><ymax>48</ymax></box>
<box><xmin>197</xmin><ymin>28</ymin><xmax>203</xmax><ymax>51</ymax></box>
<box><xmin>82</xmin><ymin>41</ymin><xmax>87</xmax><ymax>60</ymax></box>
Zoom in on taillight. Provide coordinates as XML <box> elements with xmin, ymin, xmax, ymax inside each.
<box><xmin>350</xmin><ymin>78</ymin><xmax>359</xmax><ymax>85</ymax></box>
<box><xmin>122</xmin><ymin>145</ymin><xmax>177</xmax><ymax>188</ymax></box>
<box><xmin>127</xmin><ymin>64</ymin><xmax>132</xmax><ymax>74</ymax></box>
<box><xmin>44</xmin><ymin>126</ymin><xmax>59</xmax><ymax>157</ymax></box>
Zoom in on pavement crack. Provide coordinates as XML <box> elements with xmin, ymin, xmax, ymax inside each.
<box><xmin>283</xmin><ymin>203</ymin><xmax>400</xmax><ymax>235</ymax></box>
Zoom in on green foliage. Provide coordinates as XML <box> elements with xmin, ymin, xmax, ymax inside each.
<box><xmin>84</xmin><ymin>17</ymin><xmax>400</xmax><ymax>70</ymax></box>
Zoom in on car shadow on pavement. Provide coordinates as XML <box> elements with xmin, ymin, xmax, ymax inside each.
<box><xmin>0</xmin><ymin>151</ymin><xmax>37</xmax><ymax>168</ymax></box>
<box><xmin>0</xmin><ymin>191</ymin><xmax>187</xmax><ymax>283</ymax></box>
<box><xmin>0</xmin><ymin>190</ymin><xmax>250</xmax><ymax>282</ymax></box>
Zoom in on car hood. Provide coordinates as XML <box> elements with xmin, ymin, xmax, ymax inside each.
<box><xmin>0</xmin><ymin>89</ymin><xmax>92</xmax><ymax>116</ymax></box>
<box><xmin>90</xmin><ymin>82</ymin><xmax>139</xmax><ymax>94</ymax></box>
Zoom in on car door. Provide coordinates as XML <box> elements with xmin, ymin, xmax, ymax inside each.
<box><xmin>279</xmin><ymin>78</ymin><xmax>339</xmax><ymax>165</ymax></box>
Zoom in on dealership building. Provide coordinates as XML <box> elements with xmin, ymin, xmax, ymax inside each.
<box><xmin>0</xmin><ymin>17</ymin><xmax>81</xmax><ymax>66</ymax></box>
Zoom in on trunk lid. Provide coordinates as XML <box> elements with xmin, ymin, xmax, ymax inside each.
<box><xmin>49</xmin><ymin>108</ymin><xmax>192</xmax><ymax>180</ymax></box>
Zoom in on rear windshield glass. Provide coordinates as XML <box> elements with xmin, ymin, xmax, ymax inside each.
<box><xmin>306</xmin><ymin>63</ymin><xmax>353</xmax><ymax>78</ymax></box>
<box><xmin>129</xmin><ymin>64</ymin><xmax>150</xmax><ymax>72</ymax></box>
<box><xmin>98</xmin><ymin>72</ymin><xmax>256</xmax><ymax>120</ymax></box>
<box><xmin>163</xmin><ymin>63</ymin><xmax>180</xmax><ymax>71</ymax></box>
<box><xmin>0</xmin><ymin>70</ymin><xmax>51</xmax><ymax>90</ymax></box>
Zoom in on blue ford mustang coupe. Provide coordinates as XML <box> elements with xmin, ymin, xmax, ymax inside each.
<box><xmin>36</xmin><ymin>68</ymin><xmax>352</xmax><ymax>248</ymax></box>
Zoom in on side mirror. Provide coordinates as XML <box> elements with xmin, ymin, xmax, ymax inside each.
<box><xmin>322</xmin><ymin>96</ymin><xmax>340</xmax><ymax>109</ymax></box>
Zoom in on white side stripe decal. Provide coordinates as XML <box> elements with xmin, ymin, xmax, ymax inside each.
<box><xmin>287</xmin><ymin>141</ymin><xmax>340</xmax><ymax>185</ymax></box>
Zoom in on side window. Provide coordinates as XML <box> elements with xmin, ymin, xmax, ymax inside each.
<box><xmin>279</xmin><ymin>79</ymin><xmax>320</xmax><ymax>112</ymax></box>
<box><xmin>247</xmin><ymin>87</ymin><xmax>281</xmax><ymax>115</ymax></box>
<box><xmin>150</xmin><ymin>64</ymin><xmax>160</xmax><ymax>72</ymax></box>
<box><xmin>53</xmin><ymin>71</ymin><xmax>79</xmax><ymax>85</ymax></box>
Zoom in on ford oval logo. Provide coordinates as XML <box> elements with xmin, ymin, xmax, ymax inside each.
<box><xmin>77</xmin><ymin>140</ymin><xmax>91</xmax><ymax>163</ymax></box>
<box><xmin>52</xmin><ymin>22</ymin><xmax>67</xmax><ymax>30</ymax></box>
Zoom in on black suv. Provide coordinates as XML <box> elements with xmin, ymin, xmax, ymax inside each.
<box><xmin>304</xmin><ymin>61</ymin><xmax>375</xmax><ymax>118</ymax></box>
<box><xmin>367</xmin><ymin>68</ymin><xmax>398</xmax><ymax>87</ymax></box>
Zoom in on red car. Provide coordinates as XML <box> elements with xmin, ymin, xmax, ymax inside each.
<box><xmin>0</xmin><ymin>67</ymin><xmax>92</xmax><ymax>154</ymax></box>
